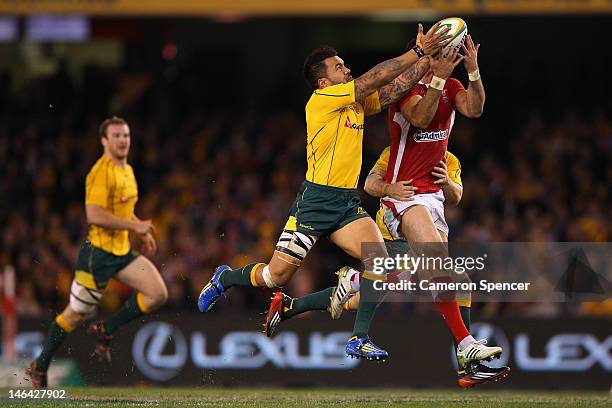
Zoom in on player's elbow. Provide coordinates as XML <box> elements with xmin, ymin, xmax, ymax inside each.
<box><xmin>364</xmin><ymin>178</ymin><xmax>377</xmax><ymax>197</ymax></box>
<box><xmin>85</xmin><ymin>206</ymin><xmax>100</xmax><ymax>225</ymax></box>
<box><xmin>443</xmin><ymin>186</ymin><xmax>462</xmax><ymax>206</ymax></box>
<box><xmin>469</xmin><ymin>108</ymin><xmax>483</xmax><ymax>118</ymax></box>
<box><xmin>449</xmin><ymin>191</ymin><xmax>463</xmax><ymax>206</ymax></box>
<box><xmin>465</xmin><ymin>101</ymin><xmax>485</xmax><ymax>118</ymax></box>
<box><xmin>447</xmin><ymin>195</ymin><xmax>461</xmax><ymax>206</ymax></box>
<box><xmin>364</xmin><ymin>173</ymin><xmax>385</xmax><ymax>197</ymax></box>
<box><xmin>152</xmin><ymin>284</ymin><xmax>169</xmax><ymax>309</ymax></box>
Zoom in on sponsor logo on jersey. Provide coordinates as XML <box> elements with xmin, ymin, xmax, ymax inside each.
<box><xmin>345</xmin><ymin>117</ymin><xmax>364</xmax><ymax>131</ymax></box>
<box><xmin>120</xmin><ymin>195</ymin><xmax>136</xmax><ymax>203</ymax></box>
<box><xmin>442</xmin><ymin>89</ymin><xmax>449</xmax><ymax>103</ymax></box>
<box><xmin>414</xmin><ymin>129</ymin><xmax>448</xmax><ymax>142</ymax></box>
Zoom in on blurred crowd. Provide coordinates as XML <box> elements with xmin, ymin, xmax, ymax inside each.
<box><xmin>1</xmin><ymin>59</ymin><xmax>611</xmax><ymax>321</ymax></box>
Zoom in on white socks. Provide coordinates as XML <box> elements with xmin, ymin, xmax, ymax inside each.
<box><xmin>262</xmin><ymin>265</ymin><xmax>279</xmax><ymax>288</ymax></box>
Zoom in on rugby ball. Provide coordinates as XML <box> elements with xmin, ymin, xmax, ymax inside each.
<box><xmin>435</xmin><ymin>17</ymin><xmax>468</xmax><ymax>56</ymax></box>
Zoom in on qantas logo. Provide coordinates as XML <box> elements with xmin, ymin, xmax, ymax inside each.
<box><xmin>414</xmin><ymin>129</ymin><xmax>448</xmax><ymax>142</ymax></box>
<box><xmin>345</xmin><ymin>117</ymin><xmax>364</xmax><ymax>131</ymax></box>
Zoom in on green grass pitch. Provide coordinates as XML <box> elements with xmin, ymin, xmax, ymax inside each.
<box><xmin>1</xmin><ymin>387</ymin><xmax>610</xmax><ymax>407</ymax></box>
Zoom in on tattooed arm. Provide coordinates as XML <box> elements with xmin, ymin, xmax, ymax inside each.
<box><xmin>354</xmin><ymin>22</ymin><xmax>450</xmax><ymax>105</ymax></box>
<box><xmin>354</xmin><ymin>51</ymin><xmax>420</xmax><ymax>105</ymax></box>
<box><xmin>378</xmin><ymin>57</ymin><xmax>431</xmax><ymax>109</ymax></box>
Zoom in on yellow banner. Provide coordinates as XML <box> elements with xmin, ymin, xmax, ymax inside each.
<box><xmin>0</xmin><ymin>0</ymin><xmax>609</xmax><ymax>16</ymax></box>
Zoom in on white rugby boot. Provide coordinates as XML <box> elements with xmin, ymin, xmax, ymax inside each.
<box><xmin>456</xmin><ymin>339</ymin><xmax>502</xmax><ymax>367</ymax></box>
<box><xmin>328</xmin><ymin>266</ymin><xmax>359</xmax><ymax>319</ymax></box>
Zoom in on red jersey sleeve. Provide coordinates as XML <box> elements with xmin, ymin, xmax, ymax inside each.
<box><xmin>398</xmin><ymin>83</ymin><xmax>427</xmax><ymax>110</ymax></box>
<box><xmin>446</xmin><ymin>78</ymin><xmax>466</xmax><ymax>108</ymax></box>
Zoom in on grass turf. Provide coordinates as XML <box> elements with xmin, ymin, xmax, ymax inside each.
<box><xmin>1</xmin><ymin>387</ymin><xmax>610</xmax><ymax>407</ymax></box>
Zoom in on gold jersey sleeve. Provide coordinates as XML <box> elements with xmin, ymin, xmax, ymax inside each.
<box><xmin>85</xmin><ymin>155</ymin><xmax>139</xmax><ymax>255</ymax></box>
<box><xmin>370</xmin><ymin>146</ymin><xmax>390</xmax><ymax>176</ymax></box>
<box><xmin>305</xmin><ymin>81</ymin><xmax>371</xmax><ymax>188</ymax></box>
<box><xmin>445</xmin><ymin>151</ymin><xmax>462</xmax><ymax>186</ymax></box>
<box><xmin>363</xmin><ymin>91</ymin><xmax>381</xmax><ymax>117</ymax></box>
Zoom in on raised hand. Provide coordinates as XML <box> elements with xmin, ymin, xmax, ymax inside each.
<box><xmin>431</xmin><ymin>48</ymin><xmax>464</xmax><ymax>80</ymax></box>
<box><xmin>139</xmin><ymin>232</ymin><xmax>158</xmax><ymax>257</ymax></box>
<box><xmin>417</xmin><ymin>22</ymin><xmax>452</xmax><ymax>56</ymax></box>
<box><xmin>461</xmin><ymin>34</ymin><xmax>480</xmax><ymax>73</ymax></box>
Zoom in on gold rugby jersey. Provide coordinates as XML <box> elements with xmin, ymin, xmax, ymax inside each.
<box><xmin>305</xmin><ymin>81</ymin><xmax>381</xmax><ymax>188</ymax></box>
<box><xmin>85</xmin><ymin>154</ymin><xmax>138</xmax><ymax>255</ymax></box>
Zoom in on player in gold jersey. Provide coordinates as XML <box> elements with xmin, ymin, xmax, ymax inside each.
<box><xmin>263</xmin><ymin>148</ymin><xmax>510</xmax><ymax>387</ymax></box>
<box><xmin>198</xmin><ymin>23</ymin><xmax>452</xmax><ymax>360</ymax></box>
<box><xmin>26</xmin><ymin>117</ymin><xmax>167</xmax><ymax>388</ymax></box>
<box><xmin>262</xmin><ymin>149</ymin><xmax>462</xmax><ymax>326</ymax></box>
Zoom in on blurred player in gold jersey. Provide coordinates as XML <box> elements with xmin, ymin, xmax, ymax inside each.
<box><xmin>26</xmin><ymin>117</ymin><xmax>168</xmax><ymax>388</ymax></box>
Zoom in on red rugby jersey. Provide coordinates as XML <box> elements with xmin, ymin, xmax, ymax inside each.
<box><xmin>385</xmin><ymin>78</ymin><xmax>465</xmax><ymax>194</ymax></box>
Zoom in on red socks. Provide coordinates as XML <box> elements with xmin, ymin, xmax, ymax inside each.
<box><xmin>436</xmin><ymin>300</ymin><xmax>470</xmax><ymax>343</ymax></box>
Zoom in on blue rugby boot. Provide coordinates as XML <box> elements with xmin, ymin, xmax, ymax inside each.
<box><xmin>197</xmin><ymin>265</ymin><xmax>230</xmax><ymax>312</ymax></box>
<box><xmin>345</xmin><ymin>336</ymin><xmax>389</xmax><ymax>361</ymax></box>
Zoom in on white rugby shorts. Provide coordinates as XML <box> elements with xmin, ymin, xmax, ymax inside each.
<box><xmin>381</xmin><ymin>190</ymin><xmax>449</xmax><ymax>240</ymax></box>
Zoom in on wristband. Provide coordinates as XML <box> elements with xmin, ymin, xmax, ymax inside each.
<box><xmin>412</xmin><ymin>45</ymin><xmax>425</xmax><ymax>58</ymax></box>
<box><xmin>382</xmin><ymin>184</ymin><xmax>389</xmax><ymax>196</ymax></box>
<box><xmin>430</xmin><ymin>76</ymin><xmax>446</xmax><ymax>90</ymax></box>
<box><xmin>468</xmin><ymin>69</ymin><xmax>481</xmax><ymax>82</ymax></box>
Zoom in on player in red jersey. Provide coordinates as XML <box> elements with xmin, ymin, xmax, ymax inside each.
<box><xmin>381</xmin><ymin>35</ymin><xmax>504</xmax><ymax>372</ymax></box>
<box><xmin>262</xmin><ymin>36</ymin><xmax>508</xmax><ymax>387</ymax></box>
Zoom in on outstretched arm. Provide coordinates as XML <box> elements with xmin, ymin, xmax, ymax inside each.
<box><xmin>402</xmin><ymin>48</ymin><xmax>464</xmax><ymax>128</ymax></box>
<box><xmin>454</xmin><ymin>35</ymin><xmax>485</xmax><ymax>118</ymax></box>
<box><xmin>354</xmin><ymin>22</ymin><xmax>450</xmax><ymax>104</ymax></box>
<box><xmin>378</xmin><ymin>57</ymin><xmax>431</xmax><ymax>109</ymax></box>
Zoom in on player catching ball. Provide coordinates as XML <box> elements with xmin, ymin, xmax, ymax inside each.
<box><xmin>367</xmin><ymin>34</ymin><xmax>503</xmax><ymax>372</ymax></box>
<box><xmin>198</xmin><ymin>22</ymin><xmax>452</xmax><ymax>361</ymax></box>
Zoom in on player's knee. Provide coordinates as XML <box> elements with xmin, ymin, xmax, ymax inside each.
<box><xmin>147</xmin><ymin>283</ymin><xmax>168</xmax><ymax>310</ymax></box>
<box><xmin>69</xmin><ymin>279</ymin><xmax>102</xmax><ymax>317</ymax></box>
<box><xmin>156</xmin><ymin>284</ymin><xmax>169</xmax><ymax>306</ymax></box>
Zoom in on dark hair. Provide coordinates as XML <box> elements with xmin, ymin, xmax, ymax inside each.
<box><xmin>303</xmin><ymin>46</ymin><xmax>338</xmax><ymax>90</ymax></box>
<box><xmin>99</xmin><ymin>116</ymin><xmax>128</xmax><ymax>139</ymax></box>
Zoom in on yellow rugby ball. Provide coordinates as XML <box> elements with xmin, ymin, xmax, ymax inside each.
<box><xmin>435</xmin><ymin>17</ymin><xmax>468</xmax><ymax>56</ymax></box>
